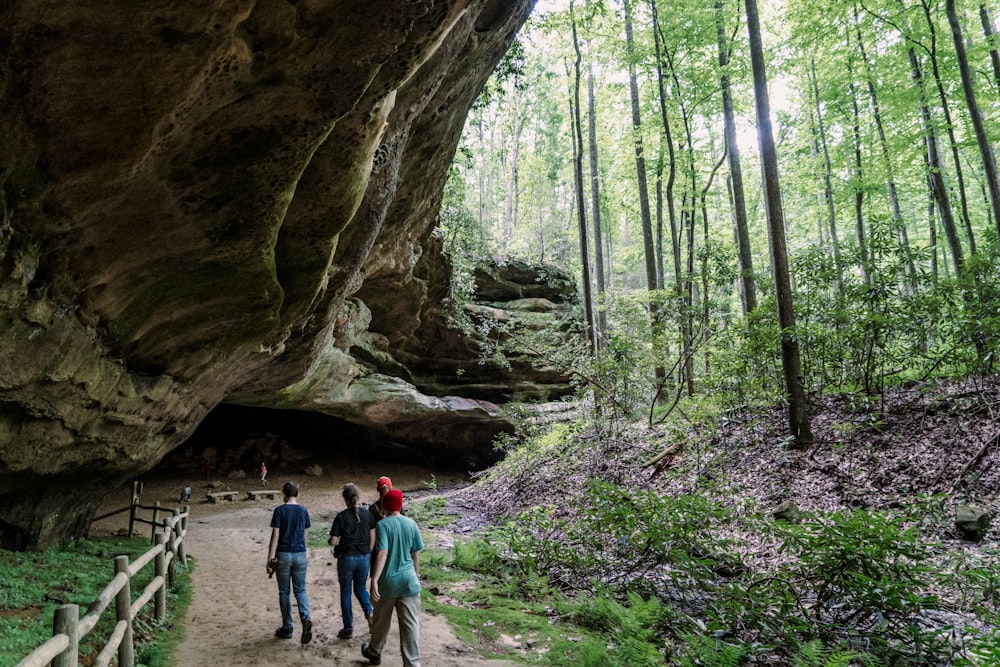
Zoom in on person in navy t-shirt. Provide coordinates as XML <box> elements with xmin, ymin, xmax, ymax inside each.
<box><xmin>267</xmin><ymin>481</ymin><xmax>313</xmax><ymax>644</ymax></box>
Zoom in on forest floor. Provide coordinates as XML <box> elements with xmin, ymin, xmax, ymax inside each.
<box><xmin>90</xmin><ymin>374</ymin><xmax>1000</xmax><ymax>666</ymax></box>
<box><xmin>463</xmin><ymin>374</ymin><xmax>1000</xmax><ymax>537</ymax></box>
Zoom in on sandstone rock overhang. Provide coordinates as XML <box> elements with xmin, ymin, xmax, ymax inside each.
<box><xmin>0</xmin><ymin>0</ymin><xmax>543</xmax><ymax>550</ymax></box>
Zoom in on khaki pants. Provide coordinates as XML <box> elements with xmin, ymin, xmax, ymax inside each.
<box><xmin>369</xmin><ymin>593</ymin><xmax>421</xmax><ymax>667</ymax></box>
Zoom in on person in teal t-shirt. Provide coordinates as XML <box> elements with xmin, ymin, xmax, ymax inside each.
<box><xmin>362</xmin><ymin>489</ymin><xmax>424</xmax><ymax>667</ymax></box>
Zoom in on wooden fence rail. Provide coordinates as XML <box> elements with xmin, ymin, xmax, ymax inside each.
<box><xmin>15</xmin><ymin>504</ymin><xmax>190</xmax><ymax>667</ymax></box>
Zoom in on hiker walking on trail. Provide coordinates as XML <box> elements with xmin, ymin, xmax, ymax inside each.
<box><xmin>363</xmin><ymin>488</ymin><xmax>424</xmax><ymax>667</ymax></box>
<box><xmin>328</xmin><ymin>483</ymin><xmax>377</xmax><ymax>639</ymax></box>
<box><xmin>260</xmin><ymin>462</ymin><xmax>268</xmax><ymax>485</ymax></box>
<box><xmin>266</xmin><ymin>481</ymin><xmax>313</xmax><ymax>645</ymax></box>
<box><xmin>370</xmin><ymin>476</ymin><xmax>392</xmax><ymax>523</ymax></box>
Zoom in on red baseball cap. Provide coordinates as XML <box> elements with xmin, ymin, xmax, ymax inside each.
<box><xmin>376</xmin><ymin>476</ymin><xmax>392</xmax><ymax>491</ymax></box>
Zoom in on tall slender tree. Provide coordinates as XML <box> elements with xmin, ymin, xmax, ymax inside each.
<box><xmin>745</xmin><ymin>0</ymin><xmax>812</xmax><ymax>448</ymax></box>
<box><xmin>915</xmin><ymin>0</ymin><xmax>978</xmax><ymax>254</ymax></box>
<box><xmin>570</xmin><ymin>0</ymin><xmax>596</xmax><ymax>353</ymax></box>
<box><xmin>853</xmin><ymin>3</ymin><xmax>917</xmax><ymax>289</ymax></box>
<box><xmin>979</xmin><ymin>4</ymin><xmax>1000</xmax><ymax>93</ymax></box>
<box><xmin>624</xmin><ymin>0</ymin><xmax>665</xmax><ymax>384</ymax></box>
<box><xmin>650</xmin><ymin>0</ymin><xmax>679</xmax><ymax>292</ymax></box>
<box><xmin>947</xmin><ymin>0</ymin><xmax>1000</xmax><ymax>243</ymax></box>
<box><xmin>810</xmin><ymin>59</ymin><xmax>845</xmax><ymax>289</ymax></box>
<box><xmin>909</xmin><ymin>46</ymin><xmax>965</xmax><ymax>277</ymax></box>
<box><xmin>587</xmin><ymin>60</ymin><xmax>608</xmax><ymax>345</ymax></box>
<box><xmin>716</xmin><ymin>0</ymin><xmax>758</xmax><ymax>316</ymax></box>
<box><xmin>846</xmin><ymin>31</ymin><xmax>872</xmax><ymax>287</ymax></box>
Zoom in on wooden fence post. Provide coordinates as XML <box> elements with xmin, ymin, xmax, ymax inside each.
<box><xmin>114</xmin><ymin>555</ymin><xmax>135</xmax><ymax>667</ymax></box>
<box><xmin>150</xmin><ymin>501</ymin><xmax>161</xmax><ymax>544</ymax></box>
<box><xmin>52</xmin><ymin>604</ymin><xmax>79</xmax><ymax>667</ymax></box>
<box><xmin>172</xmin><ymin>508</ymin><xmax>187</xmax><ymax>567</ymax></box>
<box><xmin>154</xmin><ymin>531</ymin><xmax>167</xmax><ymax>621</ymax></box>
<box><xmin>163</xmin><ymin>518</ymin><xmax>176</xmax><ymax>588</ymax></box>
<box><xmin>127</xmin><ymin>486</ymin><xmax>138</xmax><ymax>538</ymax></box>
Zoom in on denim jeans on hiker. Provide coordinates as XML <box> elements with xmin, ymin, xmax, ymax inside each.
<box><xmin>276</xmin><ymin>551</ymin><xmax>311</xmax><ymax>630</ymax></box>
<box><xmin>337</xmin><ymin>553</ymin><xmax>373</xmax><ymax>629</ymax></box>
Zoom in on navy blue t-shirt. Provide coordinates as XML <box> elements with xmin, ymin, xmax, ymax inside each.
<box><xmin>270</xmin><ymin>503</ymin><xmax>311</xmax><ymax>553</ymax></box>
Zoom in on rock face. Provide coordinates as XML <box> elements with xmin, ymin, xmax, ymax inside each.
<box><xmin>0</xmin><ymin>0</ymin><xmax>545</xmax><ymax>550</ymax></box>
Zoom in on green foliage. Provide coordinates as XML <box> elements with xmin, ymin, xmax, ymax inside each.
<box><xmin>479</xmin><ymin>480</ymin><xmax>737</xmax><ymax>599</ymax></box>
<box><xmin>712</xmin><ymin>508</ymin><xmax>948</xmax><ymax>663</ymax></box>
<box><xmin>954</xmin><ymin>620</ymin><xmax>1000</xmax><ymax>667</ymax></box>
<box><xmin>789</xmin><ymin>639</ymin><xmax>881</xmax><ymax>667</ymax></box>
<box><xmin>0</xmin><ymin>536</ymin><xmax>193</xmax><ymax>667</ymax></box>
<box><xmin>674</xmin><ymin>634</ymin><xmax>749</xmax><ymax>667</ymax></box>
<box><xmin>406</xmin><ymin>496</ymin><xmax>459</xmax><ymax>530</ymax></box>
<box><xmin>572</xmin><ymin>593</ymin><xmax>667</xmax><ymax>666</ymax></box>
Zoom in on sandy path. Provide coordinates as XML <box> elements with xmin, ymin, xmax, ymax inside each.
<box><xmin>95</xmin><ymin>462</ymin><xmax>523</xmax><ymax>667</ymax></box>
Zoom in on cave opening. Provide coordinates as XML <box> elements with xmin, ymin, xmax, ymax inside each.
<box><xmin>157</xmin><ymin>404</ymin><xmax>424</xmax><ymax>478</ymax></box>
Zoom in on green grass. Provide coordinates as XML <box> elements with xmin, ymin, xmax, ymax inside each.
<box><xmin>407</xmin><ymin>496</ymin><xmax>459</xmax><ymax>529</ymax></box>
<box><xmin>0</xmin><ymin>536</ymin><xmax>195</xmax><ymax>667</ymax></box>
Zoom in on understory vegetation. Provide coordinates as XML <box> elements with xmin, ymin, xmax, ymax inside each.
<box><xmin>414</xmin><ymin>381</ymin><xmax>1000</xmax><ymax>666</ymax></box>
<box><xmin>0</xmin><ymin>537</ymin><xmax>193</xmax><ymax>667</ymax></box>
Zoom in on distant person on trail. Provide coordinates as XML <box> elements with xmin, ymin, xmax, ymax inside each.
<box><xmin>362</xmin><ymin>489</ymin><xmax>424</xmax><ymax>667</ymax></box>
<box><xmin>202</xmin><ymin>460</ymin><xmax>213</xmax><ymax>482</ymax></box>
<box><xmin>179</xmin><ymin>485</ymin><xmax>192</xmax><ymax>503</ymax></box>
<box><xmin>328</xmin><ymin>483</ymin><xmax>377</xmax><ymax>639</ymax></box>
<box><xmin>370</xmin><ymin>476</ymin><xmax>392</xmax><ymax>523</ymax></box>
<box><xmin>267</xmin><ymin>481</ymin><xmax>313</xmax><ymax>645</ymax></box>
<box><xmin>260</xmin><ymin>462</ymin><xmax>268</xmax><ymax>486</ymax></box>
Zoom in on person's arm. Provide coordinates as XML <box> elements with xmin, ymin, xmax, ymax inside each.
<box><xmin>266</xmin><ymin>527</ymin><xmax>279</xmax><ymax>571</ymax></box>
<box><xmin>411</xmin><ymin>551</ymin><xmax>419</xmax><ymax>577</ymax></box>
<box><xmin>328</xmin><ymin>534</ymin><xmax>340</xmax><ymax>547</ymax></box>
<box><xmin>368</xmin><ymin>527</ymin><xmax>376</xmax><ymax>552</ymax></box>
<box><xmin>369</xmin><ymin>549</ymin><xmax>387</xmax><ymax>601</ymax></box>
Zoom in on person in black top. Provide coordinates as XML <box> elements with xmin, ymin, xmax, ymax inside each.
<box><xmin>328</xmin><ymin>482</ymin><xmax>377</xmax><ymax>639</ymax></box>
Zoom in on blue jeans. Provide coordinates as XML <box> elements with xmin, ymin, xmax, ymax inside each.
<box><xmin>337</xmin><ymin>553</ymin><xmax>373</xmax><ymax>629</ymax></box>
<box><xmin>275</xmin><ymin>551</ymin><xmax>311</xmax><ymax>629</ymax></box>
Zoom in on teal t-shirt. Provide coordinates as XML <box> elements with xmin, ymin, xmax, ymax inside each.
<box><xmin>375</xmin><ymin>515</ymin><xmax>424</xmax><ymax>598</ymax></box>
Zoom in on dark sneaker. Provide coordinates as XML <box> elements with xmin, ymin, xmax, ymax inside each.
<box><xmin>361</xmin><ymin>641</ymin><xmax>381</xmax><ymax>665</ymax></box>
<box><xmin>337</xmin><ymin>627</ymin><xmax>353</xmax><ymax>639</ymax></box>
<box><xmin>274</xmin><ymin>626</ymin><xmax>293</xmax><ymax>639</ymax></box>
<box><xmin>301</xmin><ymin>619</ymin><xmax>312</xmax><ymax>645</ymax></box>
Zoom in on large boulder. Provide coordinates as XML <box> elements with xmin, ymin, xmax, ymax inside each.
<box><xmin>0</xmin><ymin>0</ymin><xmax>541</xmax><ymax>549</ymax></box>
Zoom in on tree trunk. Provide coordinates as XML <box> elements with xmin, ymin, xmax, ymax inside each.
<box><xmin>980</xmin><ymin>4</ymin><xmax>1000</xmax><ymax>94</ymax></box>
<box><xmin>651</xmin><ymin>0</ymin><xmax>680</xmax><ymax>290</ymax></box>
<box><xmin>810</xmin><ymin>59</ymin><xmax>844</xmax><ymax>289</ymax></box>
<box><xmin>909</xmin><ymin>46</ymin><xmax>965</xmax><ymax>278</ymax></box>
<box><xmin>948</xmin><ymin>0</ymin><xmax>1000</xmax><ymax>244</ymax></box>
<box><xmin>716</xmin><ymin>0</ymin><xmax>758</xmax><ymax>316</ymax></box>
<box><xmin>624</xmin><ymin>0</ymin><xmax>664</xmax><ymax>382</ymax></box>
<box><xmin>570</xmin><ymin>1</ymin><xmax>595</xmax><ymax>353</ymax></box>
<box><xmin>587</xmin><ymin>62</ymin><xmax>607</xmax><ymax>345</ymax></box>
<box><xmin>846</xmin><ymin>35</ymin><xmax>871</xmax><ymax>287</ymax></box>
<box><xmin>745</xmin><ymin>0</ymin><xmax>812</xmax><ymax>448</ymax></box>
<box><xmin>853</xmin><ymin>3</ymin><xmax>917</xmax><ymax>290</ymax></box>
<box><xmin>919</xmin><ymin>0</ymin><xmax>977</xmax><ymax>254</ymax></box>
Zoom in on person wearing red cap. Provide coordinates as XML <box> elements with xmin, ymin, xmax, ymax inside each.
<box><xmin>362</xmin><ymin>488</ymin><xmax>424</xmax><ymax>667</ymax></box>
<box><xmin>370</xmin><ymin>476</ymin><xmax>393</xmax><ymax>523</ymax></box>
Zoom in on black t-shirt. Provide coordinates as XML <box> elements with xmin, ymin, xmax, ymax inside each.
<box><xmin>329</xmin><ymin>506</ymin><xmax>376</xmax><ymax>556</ymax></box>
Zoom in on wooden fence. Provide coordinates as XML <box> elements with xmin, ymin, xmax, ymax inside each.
<box><xmin>15</xmin><ymin>500</ymin><xmax>190</xmax><ymax>667</ymax></box>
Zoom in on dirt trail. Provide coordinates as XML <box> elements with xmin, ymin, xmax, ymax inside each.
<box><xmin>92</xmin><ymin>461</ymin><xmax>523</xmax><ymax>667</ymax></box>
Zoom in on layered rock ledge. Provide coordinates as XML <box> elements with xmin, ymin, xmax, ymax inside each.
<box><xmin>0</xmin><ymin>0</ymin><xmax>546</xmax><ymax>549</ymax></box>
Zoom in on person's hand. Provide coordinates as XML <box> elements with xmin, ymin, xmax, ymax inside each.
<box><xmin>370</xmin><ymin>581</ymin><xmax>381</xmax><ymax>602</ymax></box>
<box><xmin>266</xmin><ymin>557</ymin><xmax>278</xmax><ymax>578</ymax></box>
